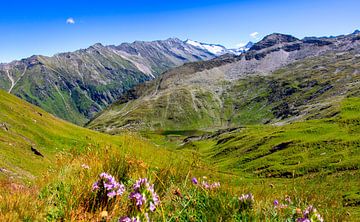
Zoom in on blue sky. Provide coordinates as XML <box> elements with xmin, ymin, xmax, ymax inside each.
<box><xmin>0</xmin><ymin>0</ymin><xmax>359</xmax><ymax>63</ymax></box>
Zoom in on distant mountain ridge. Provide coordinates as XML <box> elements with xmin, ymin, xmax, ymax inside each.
<box><xmin>0</xmin><ymin>38</ymin><xmax>226</xmax><ymax>124</ymax></box>
<box><xmin>0</xmin><ymin>37</ymin><xmax>253</xmax><ymax>125</ymax></box>
<box><xmin>87</xmin><ymin>31</ymin><xmax>360</xmax><ymax>133</ymax></box>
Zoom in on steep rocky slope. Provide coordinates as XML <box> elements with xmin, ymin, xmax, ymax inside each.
<box><xmin>87</xmin><ymin>31</ymin><xmax>360</xmax><ymax>132</ymax></box>
<box><xmin>0</xmin><ymin>38</ymin><xmax>215</xmax><ymax>125</ymax></box>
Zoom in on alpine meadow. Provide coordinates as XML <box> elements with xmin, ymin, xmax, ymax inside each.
<box><xmin>0</xmin><ymin>1</ymin><xmax>360</xmax><ymax>221</ymax></box>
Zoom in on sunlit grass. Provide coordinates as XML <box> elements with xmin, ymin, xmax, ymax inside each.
<box><xmin>1</xmin><ymin>90</ymin><xmax>360</xmax><ymax>221</ymax></box>
<box><xmin>0</xmin><ymin>142</ymin><xmax>337</xmax><ymax>221</ymax></box>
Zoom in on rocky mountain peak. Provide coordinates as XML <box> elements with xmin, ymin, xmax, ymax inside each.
<box><xmin>164</xmin><ymin>37</ymin><xmax>183</xmax><ymax>43</ymax></box>
<box><xmin>263</xmin><ymin>33</ymin><xmax>299</xmax><ymax>43</ymax></box>
<box><xmin>250</xmin><ymin>33</ymin><xmax>299</xmax><ymax>51</ymax></box>
<box><xmin>353</xmin><ymin>29</ymin><xmax>360</xmax><ymax>35</ymax></box>
<box><xmin>92</xmin><ymin>43</ymin><xmax>105</xmax><ymax>48</ymax></box>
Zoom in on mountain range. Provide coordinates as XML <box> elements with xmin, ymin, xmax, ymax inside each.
<box><xmin>0</xmin><ymin>38</ymin><xmax>247</xmax><ymax>125</ymax></box>
<box><xmin>87</xmin><ymin>31</ymin><xmax>360</xmax><ymax>133</ymax></box>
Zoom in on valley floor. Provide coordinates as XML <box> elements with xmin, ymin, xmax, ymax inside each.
<box><xmin>0</xmin><ymin>90</ymin><xmax>359</xmax><ymax>221</ymax></box>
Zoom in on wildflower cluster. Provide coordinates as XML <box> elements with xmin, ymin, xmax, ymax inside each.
<box><xmin>92</xmin><ymin>173</ymin><xmax>125</xmax><ymax>198</ymax></box>
<box><xmin>272</xmin><ymin>196</ymin><xmax>323</xmax><ymax>222</ymax></box>
<box><xmin>129</xmin><ymin>178</ymin><xmax>160</xmax><ymax>212</ymax></box>
<box><xmin>297</xmin><ymin>205</ymin><xmax>324</xmax><ymax>222</ymax></box>
<box><xmin>120</xmin><ymin>178</ymin><xmax>160</xmax><ymax>221</ymax></box>
<box><xmin>239</xmin><ymin>193</ymin><xmax>254</xmax><ymax>211</ymax></box>
<box><xmin>191</xmin><ymin>176</ymin><xmax>221</xmax><ymax>190</ymax></box>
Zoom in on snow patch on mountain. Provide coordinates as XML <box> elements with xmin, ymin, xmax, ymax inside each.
<box><xmin>228</xmin><ymin>42</ymin><xmax>254</xmax><ymax>55</ymax></box>
<box><xmin>185</xmin><ymin>39</ymin><xmax>254</xmax><ymax>56</ymax></box>
<box><xmin>185</xmin><ymin>40</ymin><xmax>228</xmax><ymax>55</ymax></box>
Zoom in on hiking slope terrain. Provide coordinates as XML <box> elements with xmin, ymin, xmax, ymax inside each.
<box><xmin>0</xmin><ymin>89</ymin><xmax>175</xmax><ymax>179</ymax></box>
<box><xmin>87</xmin><ymin>31</ymin><xmax>360</xmax><ymax>132</ymax></box>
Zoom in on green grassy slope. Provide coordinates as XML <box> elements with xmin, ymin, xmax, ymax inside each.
<box><xmin>1</xmin><ymin>87</ymin><xmax>359</xmax><ymax>220</ymax></box>
<box><xmin>88</xmin><ymin>50</ymin><xmax>360</xmax><ymax>132</ymax></box>
<box><xmin>88</xmin><ymin>86</ymin><xmax>224</xmax><ymax>132</ymax></box>
<box><xmin>0</xmin><ymin>89</ymin><xmax>183</xmax><ymax>179</ymax></box>
<box><xmin>176</xmin><ymin>97</ymin><xmax>360</xmax><ymax>218</ymax></box>
<box><xmin>181</xmin><ymin>98</ymin><xmax>360</xmax><ymax>176</ymax></box>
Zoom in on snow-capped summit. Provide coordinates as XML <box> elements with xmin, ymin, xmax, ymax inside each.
<box><xmin>184</xmin><ymin>39</ymin><xmax>228</xmax><ymax>55</ymax></box>
<box><xmin>184</xmin><ymin>39</ymin><xmax>254</xmax><ymax>56</ymax></box>
<box><xmin>228</xmin><ymin>42</ymin><xmax>254</xmax><ymax>55</ymax></box>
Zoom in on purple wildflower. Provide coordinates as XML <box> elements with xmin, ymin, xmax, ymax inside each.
<box><xmin>99</xmin><ymin>172</ymin><xmax>110</xmax><ymax>178</ymax></box>
<box><xmin>151</xmin><ymin>189</ymin><xmax>160</xmax><ymax>206</ymax></box>
<box><xmin>273</xmin><ymin>199</ymin><xmax>279</xmax><ymax>206</ymax></box>
<box><xmin>129</xmin><ymin>178</ymin><xmax>160</xmax><ymax>213</ymax></box>
<box><xmin>119</xmin><ymin>217</ymin><xmax>139</xmax><ymax>222</ymax></box>
<box><xmin>92</xmin><ymin>182</ymin><xmax>99</xmax><ymax>191</ymax></box>
<box><xmin>149</xmin><ymin>202</ymin><xmax>156</xmax><ymax>212</ymax></box>
<box><xmin>297</xmin><ymin>205</ymin><xmax>324</xmax><ymax>222</ymax></box>
<box><xmin>130</xmin><ymin>192</ymin><xmax>146</xmax><ymax>206</ymax></box>
<box><xmin>117</xmin><ymin>187</ymin><xmax>125</xmax><ymax>195</ymax></box>
<box><xmin>147</xmin><ymin>184</ymin><xmax>155</xmax><ymax>193</ymax></box>
<box><xmin>119</xmin><ymin>217</ymin><xmax>132</xmax><ymax>222</ymax></box>
<box><xmin>133</xmin><ymin>178</ymin><xmax>148</xmax><ymax>191</ymax></box>
<box><xmin>104</xmin><ymin>182</ymin><xmax>115</xmax><ymax>190</ymax></box>
<box><xmin>107</xmin><ymin>191</ymin><xmax>117</xmax><ymax>198</ymax></box>
<box><xmin>196</xmin><ymin>177</ymin><xmax>220</xmax><ymax>190</ymax></box>
<box><xmin>202</xmin><ymin>181</ymin><xmax>210</xmax><ymax>189</ymax></box>
<box><xmin>303</xmin><ymin>205</ymin><xmax>315</xmax><ymax>217</ymax></box>
<box><xmin>92</xmin><ymin>172</ymin><xmax>125</xmax><ymax>199</ymax></box>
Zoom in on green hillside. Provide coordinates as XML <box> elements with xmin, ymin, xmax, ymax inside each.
<box><xmin>0</xmin><ymin>89</ymin><xmax>179</xmax><ymax>178</ymax></box>
<box><xmin>2</xmin><ymin>87</ymin><xmax>359</xmax><ymax>221</ymax></box>
<box><xmin>138</xmin><ymin>97</ymin><xmax>360</xmax><ymax>220</ymax></box>
<box><xmin>180</xmin><ymin>97</ymin><xmax>360</xmax><ymax>177</ymax></box>
<box><xmin>88</xmin><ymin>50</ymin><xmax>360</xmax><ymax>132</ymax></box>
